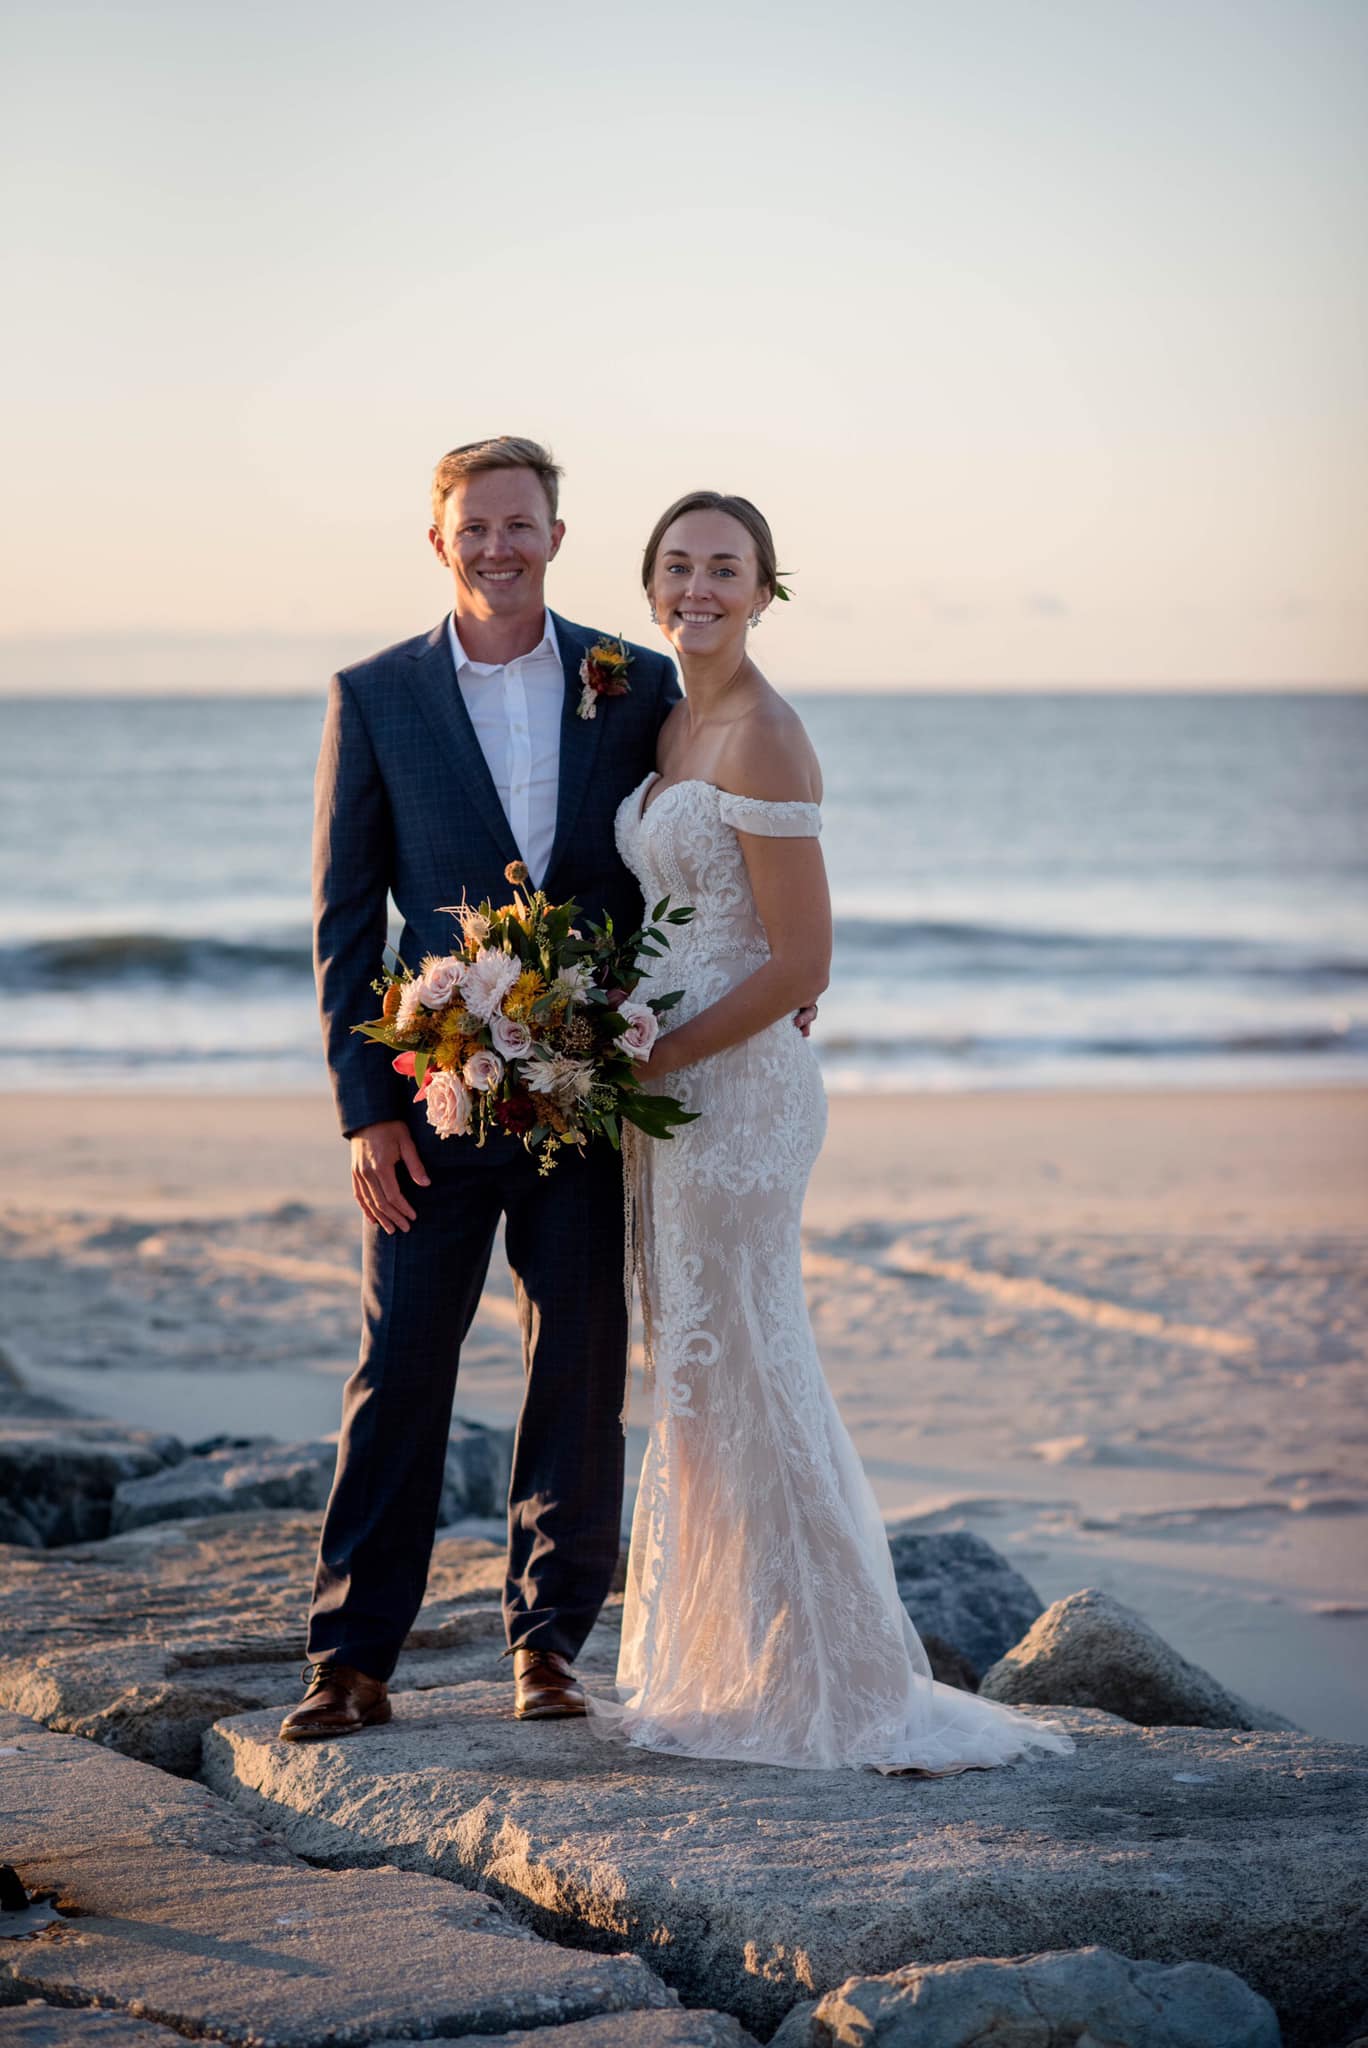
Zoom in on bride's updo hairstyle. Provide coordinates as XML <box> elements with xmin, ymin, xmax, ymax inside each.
<box><xmin>641</xmin><ymin>491</ymin><xmax>779</xmax><ymax>605</ymax></box>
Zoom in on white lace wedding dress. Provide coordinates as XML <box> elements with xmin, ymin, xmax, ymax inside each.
<box><xmin>585</xmin><ymin>772</ymin><xmax>1076</xmax><ymax>1775</ymax></box>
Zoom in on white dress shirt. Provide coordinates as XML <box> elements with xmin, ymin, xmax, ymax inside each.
<box><xmin>448</xmin><ymin>610</ymin><xmax>564</xmax><ymax>887</ymax></box>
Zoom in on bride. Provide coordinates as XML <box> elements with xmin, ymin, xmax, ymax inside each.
<box><xmin>586</xmin><ymin>490</ymin><xmax>1075</xmax><ymax>1775</ymax></box>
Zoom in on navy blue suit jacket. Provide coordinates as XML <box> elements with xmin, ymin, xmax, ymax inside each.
<box><xmin>312</xmin><ymin>611</ymin><xmax>680</xmax><ymax>1139</ymax></box>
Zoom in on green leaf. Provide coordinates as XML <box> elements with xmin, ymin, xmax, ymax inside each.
<box><xmin>413</xmin><ymin>1052</ymin><xmax>429</xmax><ymax>1087</ymax></box>
<box><xmin>651</xmin><ymin>896</ymin><xmax>669</xmax><ymax>922</ymax></box>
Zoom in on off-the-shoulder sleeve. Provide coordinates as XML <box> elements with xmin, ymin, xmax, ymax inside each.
<box><xmin>718</xmin><ymin>791</ymin><xmax>822</xmax><ymax>838</ymax></box>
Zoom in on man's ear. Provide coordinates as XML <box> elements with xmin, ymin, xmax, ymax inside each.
<box><xmin>428</xmin><ymin>524</ymin><xmax>449</xmax><ymax>566</ymax></box>
<box><xmin>548</xmin><ymin>519</ymin><xmax>566</xmax><ymax>562</ymax></box>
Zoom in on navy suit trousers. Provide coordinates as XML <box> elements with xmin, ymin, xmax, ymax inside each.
<box><xmin>306</xmin><ymin>1111</ymin><xmax>628</xmax><ymax>1681</ymax></box>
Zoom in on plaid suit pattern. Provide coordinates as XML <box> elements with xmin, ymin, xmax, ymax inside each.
<box><xmin>307</xmin><ymin>611</ymin><xmax>680</xmax><ymax>1677</ymax></box>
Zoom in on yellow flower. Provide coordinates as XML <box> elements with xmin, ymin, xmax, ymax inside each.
<box><xmin>505</xmin><ymin>968</ymin><xmax>546</xmax><ymax>1021</ymax></box>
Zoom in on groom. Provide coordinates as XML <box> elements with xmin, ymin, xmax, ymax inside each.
<box><xmin>283</xmin><ymin>436</ymin><xmax>813</xmax><ymax>1740</ymax></box>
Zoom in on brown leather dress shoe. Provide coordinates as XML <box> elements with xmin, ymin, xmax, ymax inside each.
<box><xmin>278</xmin><ymin>1661</ymin><xmax>392</xmax><ymax>1742</ymax></box>
<box><xmin>512</xmin><ymin>1646</ymin><xmax>586</xmax><ymax>1720</ymax></box>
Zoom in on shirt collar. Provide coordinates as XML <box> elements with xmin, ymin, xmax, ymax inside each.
<box><xmin>448</xmin><ymin>609</ymin><xmax>559</xmax><ymax>675</ymax></box>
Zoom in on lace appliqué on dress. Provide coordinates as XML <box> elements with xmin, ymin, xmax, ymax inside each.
<box><xmin>599</xmin><ymin>775</ymin><xmax>1077</xmax><ymax>1776</ymax></box>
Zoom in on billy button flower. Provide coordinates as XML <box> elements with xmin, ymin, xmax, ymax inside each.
<box><xmin>505</xmin><ymin>861</ymin><xmax>530</xmax><ymax>886</ymax></box>
<box><xmin>576</xmin><ymin>636</ymin><xmax>635</xmax><ymax>720</ymax></box>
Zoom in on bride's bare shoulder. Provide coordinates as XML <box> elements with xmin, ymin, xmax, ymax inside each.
<box><xmin>722</xmin><ymin>690</ymin><xmax>823</xmax><ymax>804</ymax></box>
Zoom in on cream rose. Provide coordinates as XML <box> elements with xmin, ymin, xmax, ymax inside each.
<box><xmin>422</xmin><ymin>1070</ymin><xmax>472</xmax><ymax>1139</ymax></box>
<box><xmin>490</xmin><ymin>1013</ymin><xmax>533</xmax><ymax>1059</ymax></box>
<box><xmin>462</xmin><ymin>1048</ymin><xmax>504</xmax><ymax>1093</ymax></box>
<box><xmin>617</xmin><ymin>1000</ymin><xmax>660</xmax><ymax>1060</ymax></box>
<box><xmin>415</xmin><ymin>954</ymin><xmax>464</xmax><ymax>1010</ymax></box>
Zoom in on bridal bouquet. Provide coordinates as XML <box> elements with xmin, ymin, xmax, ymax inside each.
<box><xmin>353</xmin><ymin>862</ymin><xmax>698</xmax><ymax>1171</ymax></box>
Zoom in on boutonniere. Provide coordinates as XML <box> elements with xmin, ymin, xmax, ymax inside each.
<box><xmin>577</xmin><ymin>636</ymin><xmax>635</xmax><ymax>720</ymax></box>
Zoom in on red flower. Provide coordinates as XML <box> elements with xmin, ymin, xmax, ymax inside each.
<box><xmin>496</xmin><ymin>1093</ymin><xmax>538</xmax><ymax>1135</ymax></box>
<box><xmin>581</xmin><ymin>658</ymin><xmax>630</xmax><ymax>699</ymax></box>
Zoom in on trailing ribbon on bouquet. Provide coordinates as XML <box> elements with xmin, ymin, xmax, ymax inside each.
<box><xmin>619</xmin><ymin>1120</ymin><xmax>658</xmax><ymax>1435</ymax></box>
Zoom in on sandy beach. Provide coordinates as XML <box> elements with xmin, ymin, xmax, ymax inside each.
<box><xmin>2</xmin><ymin>1086</ymin><xmax>1365</xmax><ymax>1742</ymax></box>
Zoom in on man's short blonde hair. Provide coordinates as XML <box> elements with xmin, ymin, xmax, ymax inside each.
<box><xmin>431</xmin><ymin>436</ymin><xmax>563</xmax><ymax>528</ymax></box>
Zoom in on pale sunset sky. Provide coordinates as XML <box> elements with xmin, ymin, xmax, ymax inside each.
<box><xmin>2</xmin><ymin>0</ymin><xmax>1364</xmax><ymax>691</ymax></box>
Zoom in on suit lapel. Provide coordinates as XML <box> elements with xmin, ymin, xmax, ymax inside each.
<box><xmin>545</xmin><ymin>612</ymin><xmax>605</xmax><ymax>882</ymax></box>
<box><xmin>402</xmin><ymin>619</ymin><xmax>521</xmax><ymax>867</ymax></box>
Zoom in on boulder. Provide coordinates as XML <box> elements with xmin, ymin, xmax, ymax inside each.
<box><xmin>203</xmin><ymin>1681</ymin><xmax>1367</xmax><ymax>2046</ymax></box>
<box><xmin>769</xmin><ymin>1945</ymin><xmax>1280</xmax><ymax>2047</ymax></box>
<box><xmin>0</xmin><ymin>1419</ymin><xmax>184</xmax><ymax>1547</ymax></box>
<box><xmin>442</xmin><ymin>1415</ymin><xmax>515</xmax><ymax>1521</ymax></box>
<box><xmin>887</xmin><ymin>1527</ymin><xmax>1044</xmax><ymax>1679</ymax></box>
<box><xmin>109</xmin><ymin>1438</ymin><xmax>336</xmax><ymax>1532</ymax></box>
<box><xmin>0</xmin><ymin>1713</ymin><xmax>676</xmax><ymax>2044</ymax></box>
<box><xmin>100</xmin><ymin>1415</ymin><xmax>512</xmax><ymax>1535</ymax></box>
<box><xmin>980</xmin><ymin>1587</ymin><xmax>1297</xmax><ymax>1730</ymax></box>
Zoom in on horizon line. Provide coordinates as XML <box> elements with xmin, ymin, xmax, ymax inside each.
<box><xmin>1</xmin><ymin>680</ymin><xmax>1364</xmax><ymax>700</ymax></box>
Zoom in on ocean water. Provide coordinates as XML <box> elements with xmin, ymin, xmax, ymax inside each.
<box><xmin>2</xmin><ymin>689</ymin><xmax>1365</xmax><ymax>1095</ymax></box>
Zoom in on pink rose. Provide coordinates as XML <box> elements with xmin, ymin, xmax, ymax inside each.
<box><xmin>415</xmin><ymin>954</ymin><xmax>464</xmax><ymax>1010</ymax></box>
<box><xmin>490</xmin><ymin>1013</ymin><xmax>533</xmax><ymax>1059</ymax></box>
<box><xmin>617</xmin><ymin>1000</ymin><xmax>660</xmax><ymax>1060</ymax></box>
<box><xmin>462</xmin><ymin>1048</ymin><xmax>504</xmax><ymax>1092</ymax></box>
<box><xmin>422</xmin><ymin>1069</ymin><xmax>472</xmax><ymax>1138</ymax></box>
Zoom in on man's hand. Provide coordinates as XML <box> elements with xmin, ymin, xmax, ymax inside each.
<box><xmin>350</xmin><ymin>1120</ymin><xmax>431</xmax><ymax>1234</ymax></box>
<box><xmin>794</xmin><ymin>1003</ymin><xmax>819</xmax><ymax>1038</ymax></box>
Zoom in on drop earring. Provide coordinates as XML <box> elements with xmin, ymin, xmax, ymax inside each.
<box><xmin>648</xmin><ymin>603</ymin><xmax>658</xmax><ymax>623</ymax></box>
<box><xmin>749</xmin><ymin>608</ymin><xmax>764</xmax><ymax>628</ymax></box>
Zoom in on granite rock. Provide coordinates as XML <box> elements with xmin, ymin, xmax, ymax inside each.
<box><xmin>394</xmin><ymin>2016</ymin><xmax>756</xmax><ymax>2048</ymax></box>
<box><xmin>102</xmin><ymin>1413</ymin><xmax>512</xmax><ymax>1535</ymax></box>
<box><xmin>0</xmin><ymin>1420</ymin><xmax>184</xmax><ymax>1547</ymax></box>
<box><xmin>887</xmin><ymin>1527</ymin><xmax>1045</xmax><ymax>1679</ymax></box>
<box><xmin>109</xmin><ymin>1437</ymin><xmax>336</xmax><ymax>1532</ymax></box>
<box><xmin>442</xmin><ymin>1415</ymin><xmax>515</xmax><ymax>1520</ymax></box>
<box><xmin>768</xmin><ymin>1944</ymin><xmax>1281</xmax><ymax>2048</ymax></box>
<box><xmin>0</xmin><ymin>1713</ymin><xmax>675</xmax><ymax>2045</ymax></box>
<box><xmin>0</xmin><ymin>2007</ymin><xmax>187</xmax><ymax>2046</ymax></box>
<box><xmin>0</xmin><ymin>1510</ymin><xmax>549</xmax><ymax>1772</ymax></box>
<box><xmin>980</xmin><ymin>1586</ymin><xmax>1298</xmax><ymax>1730</ymax></box>
<box><xmin>202</xmin><ymin>1680</ymin><xmax>1367</xmax><ymax>2045</ymax></box>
